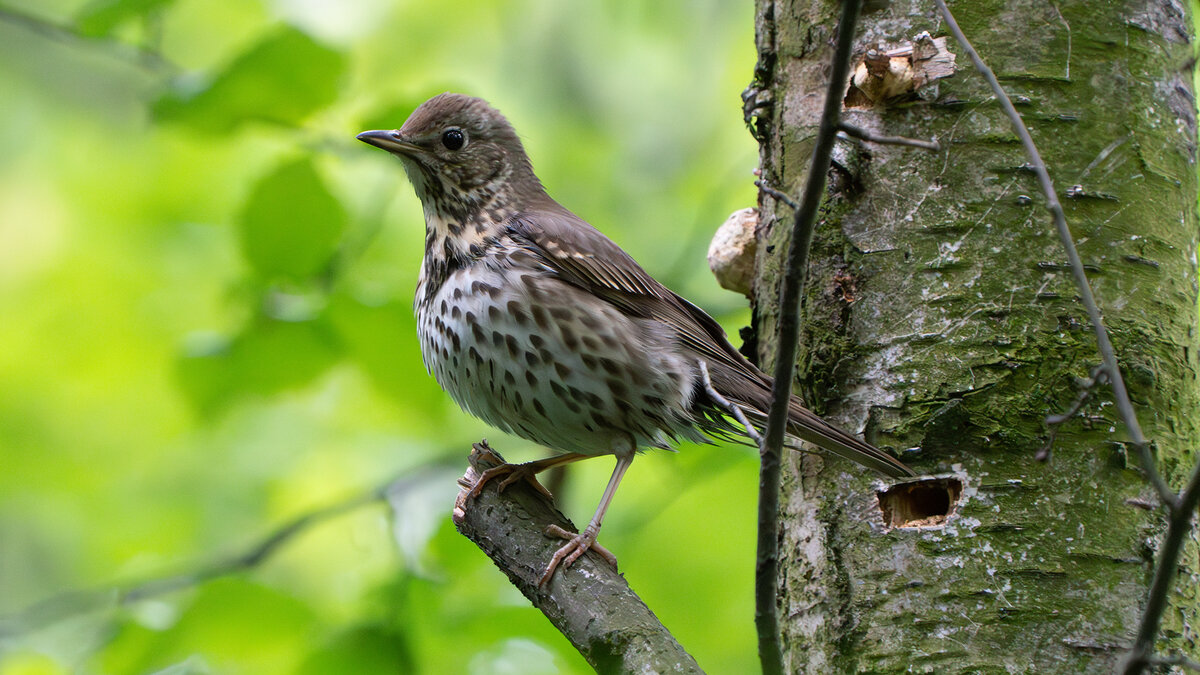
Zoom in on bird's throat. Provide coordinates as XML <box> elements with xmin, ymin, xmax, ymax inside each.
<box><xmin>415</xmin><ymin>197</ymin><xmax>516</xmax><ymax>311</ymax></box>
<box><xmin>424</xmin><ymin>207</ymin><xmax>490</xmax><ymax>261</ymax></box>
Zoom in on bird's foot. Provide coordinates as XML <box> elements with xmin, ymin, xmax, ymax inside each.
<box><xmin>539</xmin><ymin>524</ymin><xmax>618</xmax><ymax>585</ymax></box>
<box><xmin>462</xmin><ymin>441</ymin><xmax>555</xmax><ymax>502</ymax></box>
<box><xmin>466</xmin><ymin>461</ymin><xmax>555</xmax><ymax>501</ymax></box>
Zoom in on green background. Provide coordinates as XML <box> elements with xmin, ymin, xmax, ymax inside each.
<box><xmin>0</xmin><ymin>0</ymin><xmax>759</xmax><ymax>672</ymax></box>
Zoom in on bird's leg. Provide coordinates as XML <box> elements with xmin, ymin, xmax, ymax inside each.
<box><xmin>539</xmin><ymin>452</ymin><xmax>633</xmax><ymax>585</ymax></box>
<box><xmin>466</xmin><ymin>445</ymin><xmax>589</xmax><ymax>502</ymax></box>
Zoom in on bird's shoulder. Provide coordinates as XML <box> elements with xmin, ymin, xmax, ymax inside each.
<box><xmin>502</xmin><ymin>207</ymin><xmax>666</xmax><ymax>300</ymax></box>
<box><xmin>502</xmin><ymin>207</ymin><xmax>752</xmax><ymax>370</ymax></box>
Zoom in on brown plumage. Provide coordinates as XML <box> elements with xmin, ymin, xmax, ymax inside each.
<box><xmin>358</xmin><ymin>93</ymin><xmax>914</xmax><ymax>584</ymax></box>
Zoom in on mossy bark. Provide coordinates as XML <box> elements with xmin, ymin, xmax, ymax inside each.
<box><xmin>749</xmin><ymin>0</ymin><xmax>1199</xmax><ymax>671</ymax></box>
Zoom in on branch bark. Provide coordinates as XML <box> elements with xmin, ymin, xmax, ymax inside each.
<box><xmin>452</xmin><ymin>443</ymin><xmax>702</xmax><ymax>675</ymax></box>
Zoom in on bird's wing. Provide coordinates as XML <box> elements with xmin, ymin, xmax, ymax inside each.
<box><xmin>504</xmin><ymin>209</ymin><xmax>751</xmax><ymax>373</ymax></box>
<box><xmin>503</xmin><ymin>208</ymin><xmax>916</xmax><ymax>479</ymax></box>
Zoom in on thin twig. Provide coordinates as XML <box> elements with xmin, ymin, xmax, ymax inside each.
<box><xmin>755</xmin><ymin>180</ymin><xmax>799</xmax><ymax>210</ymax></box>
<box><xmin>932</xmin><ymin>0</ymin><xmax>1175</xmax><ymax>508</ymax></box>
<box><xmin>125</xmin><ymin>496</ymin><xmax>376</xmax><ymax>602</ymax></box>
<box><xmin>1120</xmin><ymin>460</ymin><xmax>1200</xmax><ymax>674</ymax></box>
<box><xmin>1044</xmin><ymin>368</ymin><xmax>1107</xmax><ymax>426</ymax></box>
<box><xmin>837</xmin><ymin>122</ymin><xmax>940</xmax><ymax>150</ymax></box>
<box><xmin>0</xmin><ymin>4</ymin><xmax>177</xmax><ymax>74</ymax></box>
<box><xmin>757</xmin><ymin>1</ymin><xmax>864</xmax><ymax>672</ymax></box>
<box><xmin>1038</xmin><ymin>366</ymin><xmax>1107</xmax><ymax>461</ymax></box>
<box><xmin>698</xmin><ymin>359</ymin><xmax>763</xmax><ymax>444</ymax></box>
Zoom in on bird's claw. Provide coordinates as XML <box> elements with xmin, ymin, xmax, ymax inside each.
<box><xmin>538</xmin><ymin>524</ymin><xmax>618</xmax><ymax>586</ymax></box>
<box><xmin>466</xmin><ymin>462</ymin><xmax>555</xmax><ymax>501</ymax></box>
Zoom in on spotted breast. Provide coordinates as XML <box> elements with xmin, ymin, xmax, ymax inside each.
<box><xmin>416</xmin><ymin>230</ymin><xmax>707</xmax><ymax>457</ymax></box>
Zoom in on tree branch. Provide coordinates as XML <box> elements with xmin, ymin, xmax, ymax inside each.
<box><xmin>836</xmin><ymin>122</ymin><xmax>940</xmax><ymax>150</ymax></box>
<box><xmin>452</xmin><ymin>443</ymin><xmax>701</xmax><ymax>674</ymax></box>
<box><xmin>757</xmin><ymin>1</ymin><xmax>863</xmax><ymax>673</ymax></box>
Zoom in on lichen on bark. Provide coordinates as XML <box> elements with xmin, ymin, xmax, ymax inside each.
<box><xmin>750</xmin><ymin>0</ymin><xmax>1200</xmax><ymax>671</ymax></box>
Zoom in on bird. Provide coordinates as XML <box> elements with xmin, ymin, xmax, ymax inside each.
<box><xmin>357</xmin><ymin>93</ymin><xmax>914</xmax><ymax>585</ymax></box>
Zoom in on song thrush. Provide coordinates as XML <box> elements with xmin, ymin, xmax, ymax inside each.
<box><xmin>358</xmin><ymin>93</ymin><xmax>913</xmax><ymax>585</ymax></box>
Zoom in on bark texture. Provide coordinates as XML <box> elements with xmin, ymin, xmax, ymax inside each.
<box><xmin>749</xmin><ymin>0</ymin><xmax>1199</xmax><ymax>671</ymax></box>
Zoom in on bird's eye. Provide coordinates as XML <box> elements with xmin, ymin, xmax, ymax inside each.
<box><xmin>441</xmin><ymin>128</ymin><xmax>466</xmax><ymax>151</ymax></box>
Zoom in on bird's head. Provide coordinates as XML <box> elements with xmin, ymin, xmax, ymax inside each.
<box><xmin>358</xmin><ymin>93</ymin><xmax>545</xmax><ymax>218</ymax></box>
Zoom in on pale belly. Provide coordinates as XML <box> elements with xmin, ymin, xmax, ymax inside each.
<box><xmin>416</xmin><ymin>265</ymin><xmax>704</xmax><ymax>456</ymax></box>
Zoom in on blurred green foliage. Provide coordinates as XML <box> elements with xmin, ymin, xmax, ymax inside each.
<box><xmin>0</xmin><ymin>0</ymin><xmax>758</xmax><ymax>672</ymax></box>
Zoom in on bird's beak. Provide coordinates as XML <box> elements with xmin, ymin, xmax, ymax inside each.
<box><xmin>356</xmin><ymin>129</ymin><xmax>421</xmax><ymax>155</ymax></box>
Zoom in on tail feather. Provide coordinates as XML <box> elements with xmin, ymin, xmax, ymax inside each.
<box><xmin>702</xmin><ymin>361</ymin><xmax>915</xmax><ymax>479</ymax></box>
<box><xmin>784</xmin><ymin>399</ymin><xmax>915</xmax><ymax>478</ymax></box>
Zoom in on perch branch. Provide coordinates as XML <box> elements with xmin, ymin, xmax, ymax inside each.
<box><xmin>757</xmin><ymin>1</ymin><xmax>863</xmax><ymax>673</ymax></box>
<box><xmin>452</xmin><ymin>442</ymin><xmax>701</xmax><ymax>674</ymax></box>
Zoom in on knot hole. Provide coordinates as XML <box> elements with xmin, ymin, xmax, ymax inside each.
<box><xmin>877</xmin><ymin>477</ymin><xmax>964</xmax><ymax>528</ymax></box>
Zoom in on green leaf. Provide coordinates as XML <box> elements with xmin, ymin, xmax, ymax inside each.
<box><xmin>75</xmin><ymin>0</ymin><xmax>175</xmax><ymax>37</ymax></box>
<box><xmin>239</xmin><ymin>158</ymin><xmax>347</xmax><ymax>281</ymax></box>
<box><xmin>153</xmin><ymin>27</ymin><xmax>345</xmax><ymax>132</ymax></box>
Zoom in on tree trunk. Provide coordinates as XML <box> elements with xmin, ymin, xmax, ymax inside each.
<box><xmin>749</xmin><ymin>0</ymin><xmax>1199</xmax><ymax>671</ymax></box>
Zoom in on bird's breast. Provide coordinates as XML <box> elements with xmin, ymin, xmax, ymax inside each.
<box><xmin>415</xmin><ymin>262</ymin><xmax>705</xmax><ymax>455</ymax></box>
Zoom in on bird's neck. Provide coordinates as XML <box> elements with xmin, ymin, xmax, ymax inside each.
<box><xmin>417</xmin><ymin>164</ymin><xmax>558</xmax><ymax>257</ymax></box>
<box><xmin>420</xmin><ymin>184</ymin><xmax>517</xmax><ymax>263</ymax></box>
<box><xmin>414</xmin><ymin>181</ymin><xmax>538</xmax><ymax>309</ymax></box>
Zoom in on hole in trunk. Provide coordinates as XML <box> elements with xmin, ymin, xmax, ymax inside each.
<box><xmin>877</xmin><ymin>476</ymin><xmax>964</xmax><ymax>528</ymax></box>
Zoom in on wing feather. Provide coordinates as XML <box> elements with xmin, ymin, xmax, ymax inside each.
<box><xmin>505</xmin><ymin>210</ymin><xmax>748</xmax><ymax>371</ymax></box>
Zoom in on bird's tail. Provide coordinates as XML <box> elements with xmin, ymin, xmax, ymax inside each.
<box><xmin>702</xmin><ymin>360</ymin><xmax>915</xmax><ymax>479</ymax></box>
<box><xmin>780</xmin><ymin>396</ymin><xmax>915</xmax><ymax>478</ymax></box>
